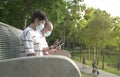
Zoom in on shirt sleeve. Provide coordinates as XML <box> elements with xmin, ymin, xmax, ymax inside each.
<box><xmin>24</xmin><ymin>31</ymin><xmax>35</xmax><ymax>54</ymax></box>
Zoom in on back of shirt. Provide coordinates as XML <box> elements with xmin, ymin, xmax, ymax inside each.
<box><xmin>19</xmin><ymin>27</ymin><xmax>43</xmax><ymax>57</ymax></box>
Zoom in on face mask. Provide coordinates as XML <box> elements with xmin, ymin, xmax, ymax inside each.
<box><xmin>44</xmin><ymin>31</ymin><xmax>52</xmax><ymax>37</ymax></box>
<box><xmin>36</xmin><ymin>24</ymin><xmax>44</xmax><ymax>31</ymax></box>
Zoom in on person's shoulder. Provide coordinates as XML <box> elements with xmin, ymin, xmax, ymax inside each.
<box><xmin>23</xmin><ymin>26</ymin><xmax>34</xmax><ymax>36</ymax></box>
<box><xmin>27</xmin><ymin>26</ymin><xmax>35</xmax><ymax>32</ymax></box>
<box><xmin>24</xmin><ymin>26</ymin><xmax>32</xmax><ymax>32</ymax></box>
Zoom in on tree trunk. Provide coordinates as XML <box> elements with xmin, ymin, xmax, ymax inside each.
<box><xmin>79</xmin><ymin>46</ymin><xmax>82</xmax><ymax>60</ymax></box>
<box><xmin>102</xmin><ymin>49</ymin><xmax>104</xmax><ymax>69</ymax></box>
<box><xmin>88</xmin><ymin>48</ymin><xmax>91</xmax><ymax>59</ymax></box>
<box><xmin>96</xmin><ymin>46</ymin><xmax>99</xmax><ymax>65</ymax></box>
<box><xmin>93</xmin><ymin>43</ymin><xmax>96</xmax><ymax>59</ymax></box>
<box><xmin>62</xmin><ymin>19</ymin><xmax>68</xmax><ymax>49</ymax></box>
<box><xmin>24</xmin><ymin>16</ymin><xmax>28</xmax><ymax>29</ymax></box>
<box><xmin>118</xmin><ymin>54</ymin><xmax>120</xmax><ymax>70</ymax></box>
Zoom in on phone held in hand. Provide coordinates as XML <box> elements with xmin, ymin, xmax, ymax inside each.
<box><xmin>54</xmin><ymin>39</ymin><xmax>61</xmax><ymax>45</ymax></box>
<box><xmin>60</xmin><ymin>43</ymin><xmax>64</xmax><ymax>46</ymax></box>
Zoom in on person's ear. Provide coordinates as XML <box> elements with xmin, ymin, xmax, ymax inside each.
<box><xmin>34</xmin><ymin>18</ymin><xmax>39</xmax><ymax>23</ymax></box>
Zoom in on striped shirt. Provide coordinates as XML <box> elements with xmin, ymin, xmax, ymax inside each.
<box><xmin>19</xmin><ymin>26</ymin><xmax>43</xmax><ymax>56</ymax></box>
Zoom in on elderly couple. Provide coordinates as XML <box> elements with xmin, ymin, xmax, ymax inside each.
<box><xmin>19</xmin><ymin>10</ymin><xmax>61</xmax><ymax>57</ymax></box>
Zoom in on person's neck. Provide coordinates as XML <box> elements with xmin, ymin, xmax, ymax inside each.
<box><xmin>30</xmin><ymin>23</ymin><xmax>36</xmax><ymax>31</ymax></box>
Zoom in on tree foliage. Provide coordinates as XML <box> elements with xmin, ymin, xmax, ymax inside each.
<box><xmin>0</xmin><ymin>0</ymin><xmax>67</xmax><ymax>29</ymax></box>
<box><xmin>81</xmin><ymin>9</ymin><xmax>113</xmax><ymax>48</ymax></box>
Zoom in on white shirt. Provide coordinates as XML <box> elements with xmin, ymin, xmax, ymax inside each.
<box><xmin>39</xmin><ymin>31</ymin><xmax>48</xmax><ymax>48</ymax></box>
<box><xmin>38</xmin><ymin>30</ymin><xmax>49</xmax><ymax>55</ymax></box>
<box><xmin>19</xmin><ymin>26</ymin><xmax>43</xmax><ymax>56</ymax></box>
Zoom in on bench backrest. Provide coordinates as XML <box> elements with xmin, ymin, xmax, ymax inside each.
<box><xmin>0</xmin><ymin>22</ymin><xmax>22</xmax><ymax>60</ymax></box>
<box><xmin>0</xmin><ymin>55</ymin><xmax>81</xmax><ymax>77</ymax></box>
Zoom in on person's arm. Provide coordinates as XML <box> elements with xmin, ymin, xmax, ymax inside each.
<box><xmin>42</xmin><ymin>39</ymin><xmax>62</xmax><ymax>55</ymax></box>
<box><xmin>47</xmin><ymin>48</ymin><xmax>57</xmax><ymax>54</ymax></box>
<box><xmin>42</xmin><ymin>47</ymin><xmax>49</xmax><ymax>55</ymax></box>
<box><xmin>42</xmin><ymin>45</ymin><xmax>61</xmax><ymax>55</ymax></box>
<box><xmin>27</xmin><ymin>53</ymin><xmax>37</xmax><ymax>56</ymax></box>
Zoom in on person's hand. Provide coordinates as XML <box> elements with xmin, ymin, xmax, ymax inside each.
<box><xmin>49</xmin><ymin>44</ymin><xmax>61</xmax><ymax>52</ymax></box>
<box><xmin>49</xmin><ymin>49</ymin><xmax>57</xmax><ymax>54</ymax></box>
<box><xmin>53</xmin><ymin>39</ymin><xmax>62</xmax><ymax>47</ymax></box>
<box><xmin>27</xmin><ymin>53</ymin><xmax>37</xmax><ymax>56</ymax></box>
<box><xmin>55</xmin><ymin>46</ymin><xmax>61</xmax><ymax>51</ymax></box>
<box><xmin>49</xmin><ymin>45</ymin><xmax>55</xmax><ymax>49</ymax></box>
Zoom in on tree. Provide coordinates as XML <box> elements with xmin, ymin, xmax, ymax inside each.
<box><xmin>0</xmin><ymin>0</ymin><xmax>67</xmax><ymax>29</ymax></box>
<box><xmin>80</xmin><ymin>9</ymin><xmax>113</xmax><ymax>63</ymax></box>
<box><xmin>61</xmin><ymin>0</ymin><xmax>86</xmax><ymax>49</ymax></box>
<box><xmin>110</xmin><ymin>17</ymin><xmax>120</xmax><ymax>70</ymax></box>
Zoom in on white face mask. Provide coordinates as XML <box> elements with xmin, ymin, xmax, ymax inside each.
<box><xmin>36</xmin><ymin>24</ymin><xmax>44</xmax><ymax>31</ymax></box>
<box><xmin>44</xmin><ymin>31</ymin><xmax>52</xmax><ymax>37</ymax></box>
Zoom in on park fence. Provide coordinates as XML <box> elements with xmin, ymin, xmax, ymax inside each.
<box><xmin>0</xmin><ymin>22</ymin><xmax>22</xmax><ymax>60</ymax></box>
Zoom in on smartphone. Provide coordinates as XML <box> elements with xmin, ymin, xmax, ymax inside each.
<box><xmin>60</xmin><ymin>43</ymin><xmax>64</xmax><ymax>46</ymax></box>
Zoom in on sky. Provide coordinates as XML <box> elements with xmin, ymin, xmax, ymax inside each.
<box><xmin>84</xmin><ymin>0</ymin><xmax>120</xmax><ymax>17</ymax></box>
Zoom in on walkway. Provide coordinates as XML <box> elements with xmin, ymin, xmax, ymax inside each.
<box><xmin>75</xmin><ymin>61</ymin><xmax>120</xmax><ymax>77</ymax></box>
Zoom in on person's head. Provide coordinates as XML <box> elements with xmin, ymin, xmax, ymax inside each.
<box><xmin>31</xmin><ymin>10</ymin><xmax>47</xmax><ymax>30</ymax></box>
<box><xmin>41</xmin><ymin>21</ymin><xmax>53</xmax><ymax>37</ymax></box>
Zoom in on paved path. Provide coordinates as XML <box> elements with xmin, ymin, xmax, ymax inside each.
<box><xmin>75</xmin><ymin>61</ymin><xmax>120</xmax><ymax>77</ymax></box>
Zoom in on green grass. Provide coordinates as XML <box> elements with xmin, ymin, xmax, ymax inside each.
<box><xmin>71</xmin><ymin>52</ymin><xmax>120</xmax><ymax>76</ymax></box>
<box><xmin>81</xmin><ymin>72</ymin><xmax>97</xmax><ymax>77</ymax></box>
<box><xmin>81</xmin><ymin>72</ymin><xmax>91</xmax><ymax>77</ymax></box>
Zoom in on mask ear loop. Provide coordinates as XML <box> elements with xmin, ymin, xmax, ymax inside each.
<box><xmin>44</xmin><ymin>31</ymin><xmax>51</xmax><ymax>37</ymax></box>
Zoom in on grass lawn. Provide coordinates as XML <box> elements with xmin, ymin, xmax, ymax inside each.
<box><xmin>81</xmin><ymin>72</ymin><xmax>98</xmax><ymax>77</ymax></box>
<box><xmin>81</xmin><ymin>72</ymin><xmax>91</xmax><ymax>77</ymax></box>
